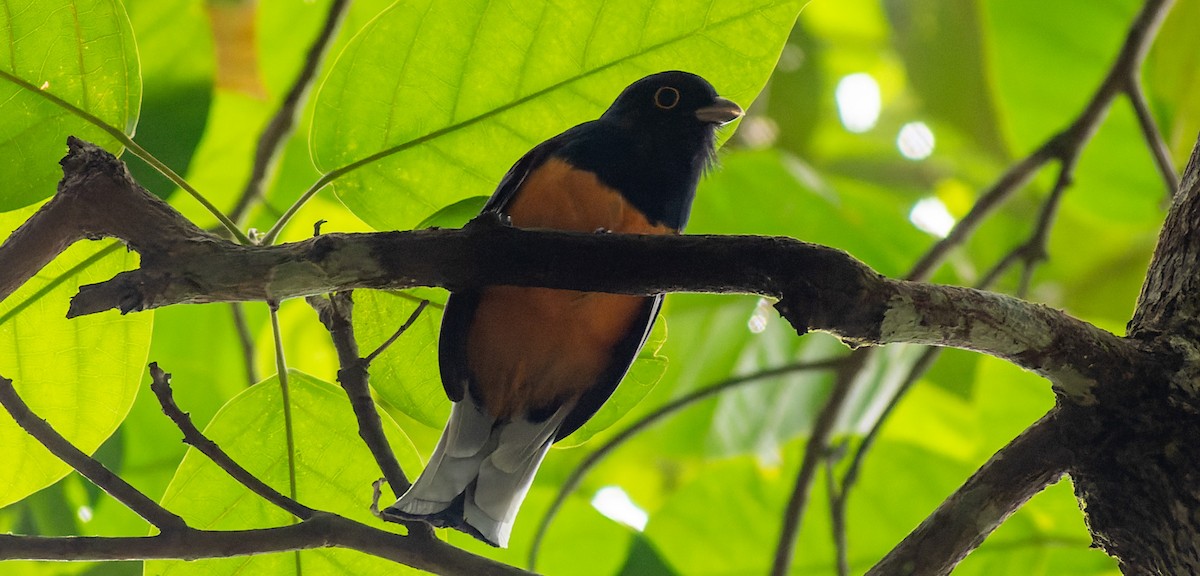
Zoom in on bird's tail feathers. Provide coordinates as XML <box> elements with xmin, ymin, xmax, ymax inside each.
<box><xmin>384</xmin><ymin>397</ymin><xmax>567</xmax><ymax>548</ymax></box>
<box><xmin>386</xmin><ymin>399</ymin><xmax>496</xmax><ymax>516</ymax></box>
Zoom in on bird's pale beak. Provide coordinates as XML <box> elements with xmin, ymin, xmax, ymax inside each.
<box><xmin>695</xmin><ymin>97</ymin><xmax>744</xmax><ymax>125</ymax></box>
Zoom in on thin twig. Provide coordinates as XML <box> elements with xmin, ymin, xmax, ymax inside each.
<box><xmin>826</xmin><ymin>442</ymin><xmax>850</xmax><ymax>576</ymax></box>
<box><xmin>1016</xmin><ymin>157</ymin><xmax>1076</xmax><ymax>296</ymax></box>
<box><xmin>307</xmin><ymin>292</ymin><xmax>434</xmax><ymax>539</ymax></box>
<box><xmin>230</xmin><ymin>0</ymin><xmax>352</xmax><ymax>224</ymax></box>
<box><xmin>1124</xmin><ymin>78</ymin><xmax>1180</xmax><ymax>199</ymax></box>
<box><xmin>365</xmin><ymin>299</ymin><xmax>431</xmax><ymax>365</ymax></box>
<box><xmin>907</xmin><ymin>0</ymin><xmax>1173</xmax><ymax>282</ymax></box>
<box><xmin>308</xmin><ymin>292</ymin><xmax>417</xmax><ymax>496</ymax></box>
<box><xmin>268</xmin><ymin>302</ymin><xmax>304</xmax><ymax>576</ymax></box>
<box><xmin>771</xmin><ymin>353</ymin><xmax>867</xmax><ymax>576</ymax></box>
<box><xmin>906</xmin><ymin>140</ymin><xmax>1060</xmax><ymax>282</ymax></box>
<box><xmin>526</xmin><ymin>357</ymin><xmax>847</xmax><ymax>570</ymax></box>
<box><xmin>0</xmin><ymin>375</ymin><xmax>187</xmax><ymax>530</ymax></box>
<box><xmin>268</xmin><ymin>304</ymin><xmax>303</xmax><ymax>506</ymax></box>
<box><xmin>148</xmin><ymin>363</ymin><xmax>316</xmax><ymax>520</ymax></box>
<box><xmin>830</xmin><ymin>347</ymin><xmax>939</xmax><ymax>573</ymax></box>
<box><xmin>229</xmin><ymin>302</ymin><xmax>260</xmax><ymax>386</ymax></box>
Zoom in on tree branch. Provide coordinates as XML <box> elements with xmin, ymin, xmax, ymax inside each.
<box><xmin>0</xmin><ymin>375</ymin><xmax>188</xmax><ymax>531</ymax></box>
<box><xmin>0</xmin><ymin>138</ymin><xmax>1145</xmax><ymax>404</ymax></box>
<box><xmin>229</xmin><ymin>302</ymin><xmax>260</xmax><ymax>386</ymax></box>
<box><xmin>148</xmin><ymin>363</ymin><xmax>316</xmax><ymax>520</ymax></box>
<box><xmin>771</xmin><ymin>353</ymin><xmax>867</xmax><ymax>576</ymax></box>
<box><xmin>866</xmin><ymin>410</ymin><xmax>1070</xmax><ymax>576</ymax></box>
<box><xmin>765</xmin><ymin>0</ymin><xmax>1176</xmax><ymax>567</ymax></box>
<box><xmin>905</xmin><ymin>0</ymin><xmax>1173</xmax><ymax>282</ymax></box>
<box><xmin>1124</xmin><ymin>78</ymin><xmax>1179</xmax><ymax>199</ymax></box>
<box><xmin>0</xmin><ymin>512</ymin><xmax>532</xmax><ymax>576</ymax></box>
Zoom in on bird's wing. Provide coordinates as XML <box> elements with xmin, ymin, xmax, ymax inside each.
<box><xmin>480</xmin><ymin>127</ymin><xmax>578</xmax><ymax>214</ymax></box>
<box><xmin>555</xmin><ymin>294</ymin><xmax>663</xmax><ymax>440</ymax></box>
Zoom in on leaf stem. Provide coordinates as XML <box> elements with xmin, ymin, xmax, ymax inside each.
<box><xmin>269</xmin><ymin>301</ymin><xmax>304</xmax><ymax>573</ymax></box>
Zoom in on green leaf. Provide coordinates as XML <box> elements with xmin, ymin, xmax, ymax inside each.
<box><xmin>150</xmin><ymin>370</ymin><xmax>423</xmax><ymax>575</ymax></box>
<box><xmin>310</xmin><ymin>0</ymin><xmax>804</xmax><ymax>231</ymax></box>
<box><xmin>0</xmin><ymin>0</ymin><xmax>142</xmax><ymax>211</ymax></box>
<box><xmin>416</xmin><ymin>196</ymin><xmax>489</xmax><ymax>230</ymax></box>
<box><xmin>0</xmin><ymin>209</ymin><xmax>152</xmax><ymax>508</ymax></box>
<box><xmin>984</xmin><ymin>0</ymin><xmax>1139</xmax><ymax>152</ymax></box>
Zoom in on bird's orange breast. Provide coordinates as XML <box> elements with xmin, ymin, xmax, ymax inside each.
<box><xmin>466</xmin><ymin>158</ymin><xmax>673</xmax><ymax>419</ymax></box>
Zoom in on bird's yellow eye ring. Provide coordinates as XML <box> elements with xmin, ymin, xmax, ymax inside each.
<box><xmin>654</xmin><ymin>86</ymin><xmax>680</xmax><ymax>110</ymax></box>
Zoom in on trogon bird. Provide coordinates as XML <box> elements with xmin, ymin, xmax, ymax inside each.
<box><xmin>383</xmin><ymin>70</ymin><xmax>742</xmax><ymax>547</ymax></box>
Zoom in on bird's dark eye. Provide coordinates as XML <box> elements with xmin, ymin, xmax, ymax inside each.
<box><xmin>653</xmin><ymin>86</ymin><xmax>680</xmax><ymax>110</ymax></box>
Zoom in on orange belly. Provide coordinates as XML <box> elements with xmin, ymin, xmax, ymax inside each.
<box><xmin>466</xmin><ymin>158</ymin><xmax>673</xmax><ymax>419</ymax></box>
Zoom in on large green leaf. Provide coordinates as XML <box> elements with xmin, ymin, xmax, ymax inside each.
<box><xmin>0</xmin><ymin>0</ymin><xmax>141</xmax><ymax>211</ymax></box>
<box><xmin>150</xmin><ymin>370</ymin><xmax>423</xmax><ymax>575</ymax></box>
<box><xmin>0</xmin><ymin>209</ymin><xmax>152</xmax><ymax>508</ymax></box>
<box><xmin>310</xmin><ymin>0</ymin><xmax>804</xmax><ymax>231</ymax></box>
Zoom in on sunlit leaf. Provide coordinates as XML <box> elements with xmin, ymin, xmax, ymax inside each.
<box><xmin>311</xmin><ymin>0</ymin><xmax>804</xmax><ymax>231</ymax></box>
<box><xmin>0</xmin><ymin>209</ymin><xmax>152</xmax><ymax>508</ymax></box>
<box><xmin>0</xmin><ymin>0</ymin><xmax>141</xmax><ymax>210</ymax></box>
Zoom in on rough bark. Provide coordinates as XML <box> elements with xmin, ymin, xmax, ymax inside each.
<box><xmin>1062</xmin><ymin>133</ymin><xmax>1200</xmax><ymax>575</ymax></box>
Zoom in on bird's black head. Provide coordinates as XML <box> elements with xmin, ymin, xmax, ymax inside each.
<box><xmin>559</xmin><ymin>71</ymin><xmax>743</xmax><ymax>230</ymax></box>
<box><xmin>600</xmin><ymin>70</ymin><xmax>743</xmax><ymax>133</ymax></box>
